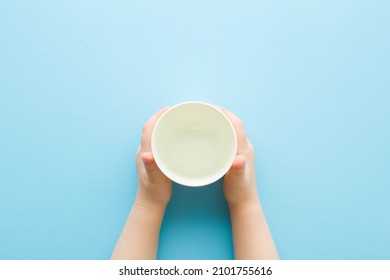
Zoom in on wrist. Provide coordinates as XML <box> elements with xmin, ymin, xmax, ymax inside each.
<box><xmin>228</xmin><ymin>197</ymin><xmax>261</xmax><ymax>212</ymax></box>
<box><xmin>134</xmin><ymin>194</ymin><xmax>169</xmax><ymax>213</ymax></box>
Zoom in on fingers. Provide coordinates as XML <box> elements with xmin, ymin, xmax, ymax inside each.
<box><xmin>141</xmin><ymin>152</ymin><xmax>164</xmax><ymax>183</ymax></box>
<box><xmin>218</xmin><ymin>107</ymin><xmax>248</xmax><ymax>153</ymax></box>
<box><xmin>232</xmin><ymin>154</ymin><xmax>247</xmax><ymax>170</ymax></box>
<box><xmin>141</xmin><ymin>106</ymin><xmax>170</xmax><ymax>151</ymax></box>
<box><xmin>225</xmin><ymin>155</ymin><xmax>247</xmax><ymax>183</ymax></box>
<box><xmin>139</xmin><ymin>107</ymin><xmax>170</xmax><ymax>185</ymax></box>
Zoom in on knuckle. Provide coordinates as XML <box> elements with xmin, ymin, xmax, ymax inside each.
<box><xmin>238</xmin><ymin>131</ymin><xmax>247</xmax><ymax>145</ymax></box>
<box><xmin>241</xmin><ymin>129</ymin><xmax>247</xmax><ymax>139</ymax></box>
<box><xmin>141</xmin><ymin>133</ymin><xmax>146</xmax><ymax>144</ymax></box>
<box><xmin>236</xmin><ymin>119</ymin><xmax>245</xmax><ymax>130</ymax></box>
<box><xmin>141</xmin><ymin>125</ymin><xmax>149</xmax><ymax>135</ymax></box>
<box><xmin>247</xmin><ymin>141</ymin><xmax>255</xmax><ymax>156</ymax></box>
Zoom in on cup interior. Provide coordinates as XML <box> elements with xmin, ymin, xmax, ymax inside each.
<box><xmin>152</xmin><ymin>102</ymin><xmax>237</xmax><ymax>186</ymax></box>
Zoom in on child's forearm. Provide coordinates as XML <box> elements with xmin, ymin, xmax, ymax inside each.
<box><xmin>229</xmin><ymin>198</ymin><xmax>279</xmax><ymax>260</ymax></box>
<box><xmin>111</xmin><ymin>201</ymin><xmax>166</xmax><ymax>260</ymax></box>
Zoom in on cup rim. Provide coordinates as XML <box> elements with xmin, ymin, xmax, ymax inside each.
<box><xmin>151</xmin><ymin>101</ymin><xmax>237</xmax><ymax>187</ymax></box>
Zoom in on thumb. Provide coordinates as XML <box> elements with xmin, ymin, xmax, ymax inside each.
<box><xmin>141</xmin><ymin>152</ymin><xmax>164</xmax><ymax>182</ymax></box>
<box><xmin>225</xmin><ymin>155</ymin><xmax>247</xmax><ymax>182</ymax></box>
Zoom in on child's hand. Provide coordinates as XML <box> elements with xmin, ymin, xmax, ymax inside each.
<box><xmin>135</xmin><ymin>107</ymin><xmax>172</xmax><ymax>209</ymax></box>
<box><xmin>220</xmin><ymin>108</ymin><xmax>279</xmax><ymax>259</ymax></box>
<box><xmin>111</xmin><ymin>107</ymin><xmax>172</xmax><ymax>260</ymax></box>
<box><xmin>221</xmin><ymin>108</ymin><xmax>259</xmax><ymax>208</ymax></box>
<box><xmin>112</xmin><ymin>105</ymin><xmax>278</xmax><ymax>260</ymax></box>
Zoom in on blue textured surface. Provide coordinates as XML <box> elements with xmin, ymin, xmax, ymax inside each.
<box><xmin>1</xmin><ymin>1</ymin><xmax>389</xmax><ymax>260</ymax></box>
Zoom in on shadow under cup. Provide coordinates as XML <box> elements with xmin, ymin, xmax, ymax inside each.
<box><xmin>151</xmin><ymin>102</ymin><xmax>237</xmax><ymax>187</ymax></box>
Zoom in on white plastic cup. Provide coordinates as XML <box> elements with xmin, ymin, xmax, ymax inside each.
<box><xmin>151</xmin><ymin>101</ymin><xmax>237</xmax><ymax>187</ymax></box>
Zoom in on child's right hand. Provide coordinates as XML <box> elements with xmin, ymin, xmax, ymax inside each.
<box><xmin>220</xmin><ymin>107</ymin><xmax>279</xmax><ymax>260</ymax></box>
<box><xmin>220</xmin><ymin>108</ymin><xmax>260</xmax><ymax>209</ymax></box>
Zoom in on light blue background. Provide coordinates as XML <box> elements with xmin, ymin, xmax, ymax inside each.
<box><xmin>1</xmin><ymin>1</ymin><xmax>389</xmax><ymax>260</ymax></box>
